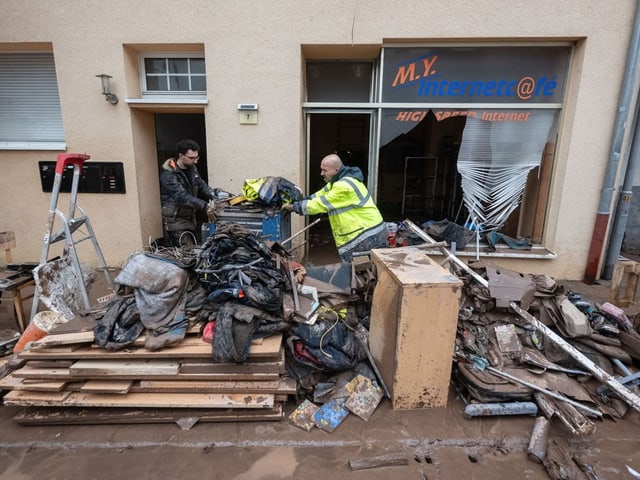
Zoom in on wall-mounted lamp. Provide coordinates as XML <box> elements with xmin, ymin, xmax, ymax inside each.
<box><xmin>95</xmin><ymin>74</ymin><xmax>118</xmax><ymax>105</ymax></box>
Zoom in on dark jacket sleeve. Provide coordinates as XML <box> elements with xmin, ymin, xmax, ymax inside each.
<box><xmin>194</xmin><ymin>175</ymin><xmax>217</xmax><ymax>202</ymax></box>
<box><xmin>160</xmin><ymin>170</ymin><xmax>208</xmax><ymax>211</ymax></box>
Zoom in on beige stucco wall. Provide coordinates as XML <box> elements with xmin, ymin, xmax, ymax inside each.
<box><xmin>0</xmin><ymin>0</ymin><xmax>637</xmax><ymax>280</ymax></box>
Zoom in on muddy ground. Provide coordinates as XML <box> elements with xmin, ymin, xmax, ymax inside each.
<box><xmin>1</xmin><ymin>265</ymin><xmax>639</xmax><ymax>479</ymax></box>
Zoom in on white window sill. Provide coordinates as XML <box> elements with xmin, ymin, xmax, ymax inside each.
<box><xmin>124</xmin><ymin>98</ymin><xmax>208</xmax><ymax>105</ymax></box>
<box><xmin>418</xmin><ymin>243</ymin><xmax>557</xmax><ymax>260</ymax></box>
<box><xmin>0</xmin><ymin>142</ymin><xmax>66</xmax><ymax>151</ymax></box>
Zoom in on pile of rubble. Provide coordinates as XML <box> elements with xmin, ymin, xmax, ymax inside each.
<box><xmin>1</xmin><ymin>218</ymin><xmax>639</xmax><ymax>466</ymax></box>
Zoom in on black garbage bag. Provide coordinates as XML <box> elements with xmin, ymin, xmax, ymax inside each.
<box><xmin>94</xmin><ymin>295</ymin><xmax>144</xmax><ymax>351</ymax></box>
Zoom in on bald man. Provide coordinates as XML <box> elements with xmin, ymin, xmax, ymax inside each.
<box><xmin>283</xmin><ymin>154</ymin><xmax>386</xmax><ymax>262</ymax></box>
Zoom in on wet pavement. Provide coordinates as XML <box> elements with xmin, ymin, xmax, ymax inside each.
<box><xmin>0</xmin><ymin>385</ymin><xmax>638</xmax><ymax>480</ymax></box>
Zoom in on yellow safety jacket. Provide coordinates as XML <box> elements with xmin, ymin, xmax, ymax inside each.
<box><xmin>294</xmin><ymin>166</ymin><xmax>384</xmax><ymax>256</ymax></box>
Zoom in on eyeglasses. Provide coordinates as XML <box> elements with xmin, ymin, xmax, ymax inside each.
<box><xmin>182</xmin><ymin>154</ymin><xmax>200</xmax><ymax>161</ymax></box>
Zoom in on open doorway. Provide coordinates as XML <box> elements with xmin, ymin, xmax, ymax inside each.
<box><xmin>154</xmin><ymin>113</ymin><xmax>208</xmax><ymax>239</ymax></box>
<box><xmin>306</xmin><ymin>112</ymin><xmax>371</xmax><ymax>265</ymax></box>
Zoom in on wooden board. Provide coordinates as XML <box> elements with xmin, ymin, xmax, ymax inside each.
<box><xmin>135</xmin><ymin>379</ymin><xmax>280</xmax><ymax>393</ymax></box>
<box><xmin>13</xmin><ymin>404</ymin><xmax>285</xmax><ymax>425</ymax></box>
<box><xmin>4</xmin><ymin>390</ymin><xmax>275</xmax><ymax>408</ymax></box>
<box><xmin>12</xmin><ymin>366</ymin><xmax>280</xmax><ymax>382</ymax></box>
<box><xmin>179</xmin><ymin>361</ymin><xmax>282</xmax><ymax>375</ymax></box>
<box><xmin>3</xmin><ymin>390</ymin><xmax>72</xmax><ymax>403</ymax></box>
<box><xmin>70</xmin><ymin>359</ymin><xmax>180</xmax><ymax>377</ymax></box>
<box><xmin>0</xmin><ymin>374</ymin><xmax>66</xmax><ymax>392</ymax></box>
<box><xmin>18</xmin><ymin>334</ymin><xmax>282</xmax><ymax>361</ymax></box>
<box><xmin>31</xmin><ymin>331</ymin><xmax>95</xmax><ymax>348</ymax></box>
<box><xmin>80</xmin><ymin>380</ymin><xmax>133</xmax><ymax>394</ymax></box>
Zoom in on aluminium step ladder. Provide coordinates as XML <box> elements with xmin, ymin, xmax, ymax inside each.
<box><xmin>30</xmin><ymin>153</ymin><xmax>115</xmax><ymax>322</ymax></box>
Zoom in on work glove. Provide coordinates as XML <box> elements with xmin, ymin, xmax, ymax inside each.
<box><xmin>205</xmin><ymin>202</ymin><xmax>219</xmax><ymax>222</ymax></box>
<box><xmin>281</xmin><ymin>203</ymin><xmax>294</xmax><ymax>212</ymax></box>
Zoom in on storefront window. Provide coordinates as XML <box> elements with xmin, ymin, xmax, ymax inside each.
<box><xmin>376</xmin><ymin>46</ymin><xmax>569</xmax><ymax>242</ymax></box>
<box><xmin>304</xmin><ymin>45</ymin><xmax>570</xmax><ymax>246</ymax></box>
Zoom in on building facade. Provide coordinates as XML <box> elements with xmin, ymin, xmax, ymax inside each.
<box><xmin>1</xmin><ymin>0</ymin><xmax>639</xmax><ymax>280</ymax></box>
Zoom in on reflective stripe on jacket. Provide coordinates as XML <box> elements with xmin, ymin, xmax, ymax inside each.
<box><xmin>298</xmin><ymin>175</ymin><xmax>383</xmax><ymax>250</ymax></box>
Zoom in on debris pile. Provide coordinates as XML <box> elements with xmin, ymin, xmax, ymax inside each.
<box><xmin>453</xmin><ymin>261</ymin><xmax>640</xmax><ymax>425</ymax></box>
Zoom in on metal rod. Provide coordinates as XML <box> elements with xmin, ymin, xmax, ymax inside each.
<box><xmin>280</xmin><ymin>218</ymin><xmax>321</xmax><ymax>247</ymax></box>
<box><xmin>486</xmin><ymin>364</ymin><xmax>602</xmax><ymax>418</ymax></box>
<box><xmin>404</xmin><ymin>219</ymin><xmax>489</xmax><ymax>288</ymax></box>
<box><xmin>510</xmin><ymin>302</ymin><xmax>640</xmax><ymax>413</ymax></box>
<box><xmin>405</xmin><ymin>217</ymin><xmax>640</xmax><ymax>414</ymax></box>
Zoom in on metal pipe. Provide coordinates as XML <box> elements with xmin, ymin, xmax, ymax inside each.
<box><xmin>486</xmin><ymin>364</ymin><xmax>603</xmax><ymax>418</ymax></box>
<box><xmin>510</xmin><ymin>302</ymin><xmax>640</xmax><ymax>413</ymax></box>
<box><xmin>584</xmin><ymin>0</ymin><xmax>640</xmax><ymax>283</ymax></box>
<box><xmin>603</xmin><ymin>97</ymin><xmax>640</xmax><ymax>278</ymax></box>
<box><xmin>404</xmin><ymin>219</ymin><xmax>490</xmax><ymax>288</ymax></box>
<box><xmin>280</xmin><ymin>218</ymin><xmax>321</xmax><ymax>247</ymax></box>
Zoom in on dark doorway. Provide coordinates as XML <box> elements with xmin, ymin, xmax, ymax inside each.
<box><xmin>154</xmin><ymin>113</ymin><xmax>208</xmax><ymax>241</ymax></box>
<box><xmin>155</xmin><ymin>113</ymin><xmax>207</xmax><ymax>180</ymax></box>
<box><xmin>307</xmin><ymin>112</ymin><xmax>371</xmax><ymax>265</ymax></box>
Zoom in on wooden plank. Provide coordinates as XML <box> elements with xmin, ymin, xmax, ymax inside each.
<box><xmin>80</xmin><ymin>380</ymin><xmax>133</xmax><ymax>394</ymax></box>
<box><xmin>0</xmin><ymin>374</ymin><xmax>66</xmax><ymax>392</ymax></box>
<box><xmin>136</xmin><ymin>379</ymin><xmax>280</xmax><ymax>393</ymax></box>
<box><xmin>179</xmin><ymin>361</ymin><xmax>282</xmax><ymax>375</ymax></box>
<box><xmin>31</xmin><ymin>331</ymin><xmax>95</xmax><ymax>348</ymax></box>
<box><xmin>3</xmin><ymin>390</ymin><xmax>275</xmax><ymax>409</ymax></box>
<box><xmin>3</xmin><ymin>390</ymin><xmax>71</xmax><ymax>404</ymax></box>
<box><xmin>70</xmin><ymin>360</ymin><xmax>180</xmax><ymax>377</ymax></box>
<box><xmin>13</xmin><ymin>366</ymin><xmax>280</xmax><ymax>382</ymax></box>
<box><xmin>18</xmin><ymin>334</ymin><xmax>282</xmax><ymax>361</ymax></box>
<box><xmin>13</xmin><ymin>404</ymin><xmax>285</xmax><ymax>426</ymax></box>
<box><xmin>25</xmin><ymin>360</ymin><xmax>74</xmax><ymax>369</ymax></box>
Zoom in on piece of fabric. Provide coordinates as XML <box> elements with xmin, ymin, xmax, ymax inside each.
<box><xmin>486</xmin><ymin>231</ymin><xmax>532</xmax><ymax>250</ymax></box>
<box><xmin>242</xmin><ymin>176</ymin><xmax>303</xmax><ymax>206</ymax></box>
<box><xmin>292</xmin><ymin>165</ymin><xmax>384</xmax><ymax>255</ymax></box>
<box><xmin>423</xmin><ymin>219</ymin><xmax>476</xmax><ymax>249</ymax></box>
<box><xmin>212</xmin><ymin>302</ymin><xmax>288</xmax><ymax>362</ymax></box>
<box><xmin>94</xmin><ymin>295</ymin><xmax>144</xmax><ymax>350</ymax></box>
<box><xmin>115</xmin><ymin>253</ymin><xmax>190</xmax><ymax>351</ymax></box>
<box><xmin>286</xmin><ymin>319</ymin><xmax>367</xmax><ymax>372</ymax></box>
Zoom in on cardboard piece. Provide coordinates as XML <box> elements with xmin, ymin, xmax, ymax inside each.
<box><xmin>288</xmin><ymin>399</ymin><xmax>319</xmax><ymax>431</ymax></box>
<box><xmin>344</xmin><ymin>375</ymin><xmax>383</xmax><ymax>421</ymax></box>
<box><xmin>313</xmin><ymin>398</ymin><xmax>349</xmax><ymax>432</ymax></box>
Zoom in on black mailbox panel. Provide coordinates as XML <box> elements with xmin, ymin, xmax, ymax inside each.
<box><xmin>39</xmin><ymin>161</ymin><xmax>126</xmax><ymax>193</ymax></box>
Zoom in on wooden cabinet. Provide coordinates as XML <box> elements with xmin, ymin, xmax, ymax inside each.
<box><xmin>368</xmin><ymin>247</ymin><xmax>462</xmax><ymax>409</ymax></box>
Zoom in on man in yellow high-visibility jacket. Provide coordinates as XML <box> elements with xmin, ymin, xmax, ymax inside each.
<box><xmin>283</xmin><ymin>153</ymin><xmax>387</xmax><ymax>262</ymax></box>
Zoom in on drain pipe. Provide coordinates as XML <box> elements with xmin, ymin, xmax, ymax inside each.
<box><xmin>603</xmin><ymin>100</ymin><xmax>640</xmax><ymax>278</ymax></box>
<box><xmin>583</xmin><ymin>0</ymin><xmax>640</xmax><ymax>283</ymax></box>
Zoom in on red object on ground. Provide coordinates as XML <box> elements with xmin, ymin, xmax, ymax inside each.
<box><xmin>202</xmin><ymin>321</ymin><xmax>216</xmax><ymax>344</ymax></box>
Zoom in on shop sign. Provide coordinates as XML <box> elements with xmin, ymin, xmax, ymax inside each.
<box><xmin>382</xmin><ymin>46</ymin><xmax>570</xmax><ymax>104</ymax></box>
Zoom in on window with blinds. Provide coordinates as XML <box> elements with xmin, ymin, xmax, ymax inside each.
<box><xmin>0</xmin><ymin>52</ymin><xmax>65</xmax><ymax>150</ymax></box>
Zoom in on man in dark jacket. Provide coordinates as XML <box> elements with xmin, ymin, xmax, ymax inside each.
<box><xmin>160</xmin><ymin>139</ymin><xmax>220</xmax><ymax>247</ymax></box>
